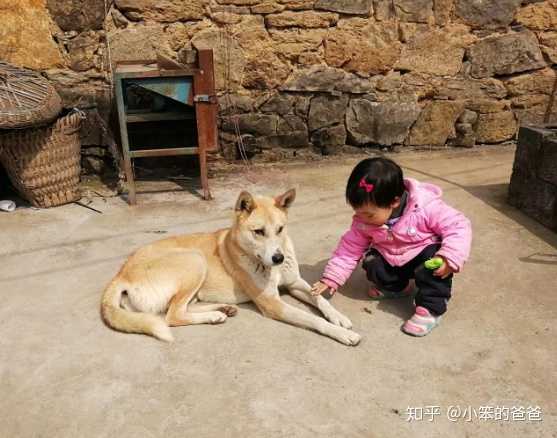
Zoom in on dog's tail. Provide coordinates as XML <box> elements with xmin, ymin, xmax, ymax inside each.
<box><xmin>100</xmin><ymin>279</ymin><xmax>173</xmax><ymax>342</ymax></box>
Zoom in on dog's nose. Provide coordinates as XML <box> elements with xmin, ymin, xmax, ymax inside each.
<box><xmin>272</xmin><ymin>253</ymin><xmax>284</xmax><ymax>265</ymax></box>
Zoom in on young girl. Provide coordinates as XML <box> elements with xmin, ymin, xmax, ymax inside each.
<box><xmin>311</xmin><ymin>157</ymin><xmax>472</xmax><ymax>337</ymax></box>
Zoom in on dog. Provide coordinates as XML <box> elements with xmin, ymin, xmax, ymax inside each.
<box><xmin>101</xmin><ymin>189</ymin><xmax>361</xmax><ymax>346</ymax></box>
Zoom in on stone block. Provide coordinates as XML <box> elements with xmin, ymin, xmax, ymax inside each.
<box><xmin>308</xmin><ymin>94</ymin><xmax>348</xmax><ymax>131</ymax></box>
<box><xmin>314</xmin><ymin>0</ymin><xmax>373</xmax><ymax>15</ymax></box>
<box><xmin>468</xmin><ymin>30</ymin><xmax>546</xmax><ymax>79</ymax></box>
<box><xmin>346</xmin><ymin>99</ymin><xmax>421</xmax><ymax>146</ymax></box>
<box><xmin>455</xmin><ymin>0</ymin><xmax>521</xmax><ymax>29</ymax></box>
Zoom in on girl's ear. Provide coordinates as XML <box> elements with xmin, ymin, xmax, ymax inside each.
<box><xmin>275</xmin><ymin>188</ymin><xmax>296</xmax><ymax>210</ymax></box>
<box><xmin>390</xmin><ymin>197</ymin><xmax>401</xmax><ymax>209</ymax></box>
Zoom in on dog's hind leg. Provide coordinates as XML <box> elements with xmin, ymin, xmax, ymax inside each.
<box><xmin>166</xmin><ymin>291</ymin><xmax>231</xmax><ymax>326</ymax></box>
<box><xmin>166</xmin><ymin>289</ymin><xmax>231</xmax><ymax>326</ymax></box>
<box><xmin>187</xmin><ymin>302</ymin><xmax>238</xmax><ymax>317</ymax></box>
<box><xmin>285</xmin><ymin>278</ymin><xmax>353</xmax><ymax>329</ymax></box>
<box><xmin>166</xmin><ymin>288</ymin><xmax>231</xmax><ymax>326</ymax></box>
<box><xmin>167</xmin><ymin>310</ymin><xmax>228</xmax><ymax>326</ymax></box>
<box><xmin>158</xmin><ymin>251</ymin><xmax>230</xmax><ymax>327</ymax></box>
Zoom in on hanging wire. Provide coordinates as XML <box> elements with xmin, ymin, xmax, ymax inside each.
<box><xmin>219</xmin><ymin>25</ymin><xmax>251</xmax><ymax>169</ymax></box>
<box><xmin>103</xmin><ymin>0</ymin><xmax>115</xmax><ymax>103</ymax></box>
<box><xmin>102</xmin><ymin>0</ymin><xmax>126</xmax><ymax>185</ymax></box>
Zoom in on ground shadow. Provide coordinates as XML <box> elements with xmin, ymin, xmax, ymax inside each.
<box><xmin>518</xmin><ymin>252</ymin><xmax>557</xmax><ymax>265</ymax></box>
<box><xmin>132</xmin><ymin>175</ymin><xmax>205</xmax><ymax>200</ymax></box>
<box><xmin>97</xmin><ymin>169</ymin><xmax>121</xmax><ymax>195</ymax></box>
<box><xmin>218</xmin><ymin>259</ymin><xmax>411</xmax><ymax>321</ymax></box>
<box><xmin>299</xmin><ymin>260</ymin><xmax>415</xmax><ymax>322</ymax></box>
<box><xmin>295</xmin><ymin>171</ymin><xmax>557</xmax><ymax>321</ymax></box>
<box><xmin>125</xmin><ymin>155</ymin><xmax>206</xmax><ymax>201</ymax></box>
<box><xmin>237</xmin><ymin>302</ymin><xmax>261</xmax><ymax>316</ymax></box>
<box><xmin>236</xmin><ymin>293</ymin><xmax>324</xmax><ymax>320</ymax></box>
<box><xmin>402</xmin><ymin>165</ymin><xmax>557</xmax><ymax>251</ymax></box>
<box><xmin>465</xmin><ymin>183</ymin><xmax>557</xmax><ymax>251</ymax></box>
<box><xmin>0</xmin><ymin>164</ymin><xmax>33</xmax><ymax>210</ymax></box>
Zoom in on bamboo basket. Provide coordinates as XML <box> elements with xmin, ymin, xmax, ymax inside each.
<box><xmin>0</xmin><ymin>111</ymin><xmax>85</xmax><ymax>208</ymax></box>
<box><xmin>0</xmin><ymin>62</ymin><xmax>62</xmax><ymax>129</ymax></box>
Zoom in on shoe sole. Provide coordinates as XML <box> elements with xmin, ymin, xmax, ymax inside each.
<box><xmin>401</xmin><ymin>318</ymin><xmax>441</xmax><ymax>337</ymax></box>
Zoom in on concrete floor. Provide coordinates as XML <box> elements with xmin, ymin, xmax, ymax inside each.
<box><xmin>1</xmin><ymin>146</ymin><xmax>555</xmax><ymax>437</ymax></box>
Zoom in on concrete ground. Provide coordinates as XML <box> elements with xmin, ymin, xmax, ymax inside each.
<box><xmin>1</xmin><ymin>146</ymin><xmax>555</xmax><ymax>437</ymax></box>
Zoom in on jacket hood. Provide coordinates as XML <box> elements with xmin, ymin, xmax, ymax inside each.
<box><xmin>405</xmin><ymin>178</ymin><xmax>442</xmax><ymax>210</ymax></box>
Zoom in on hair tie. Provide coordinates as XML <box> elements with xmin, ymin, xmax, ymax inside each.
<box><xmin>359</xmin><ymin>177</ymin><xmax>374</xmax><ymax>193</ymax></box>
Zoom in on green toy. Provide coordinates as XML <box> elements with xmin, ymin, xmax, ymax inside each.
<box><xmin>424</xmin><ymin>257</ymin><xmax>444</xmax><ymax>270</ymax></box>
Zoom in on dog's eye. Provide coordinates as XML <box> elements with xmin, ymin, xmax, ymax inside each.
<box><xmin>253</xmin><ymin>229</ymin><xmax>265</xmax><ymax>236</ymax></box>
<box><xmin>277</xmin><ymin>226</ymin><xmax>284</xmax><ymax>234</ymax></box>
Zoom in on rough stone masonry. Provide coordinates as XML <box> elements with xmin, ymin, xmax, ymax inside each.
<box><xmin>1</xmin><ymin>0</ymin><xmax>557</xmax><ymax>168</ymax></box>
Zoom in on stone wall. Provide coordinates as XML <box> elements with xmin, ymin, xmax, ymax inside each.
<box><xmin>2</xmin><ymin>0</ymin><xmax>557</xmax><ymax>165</ymax></box>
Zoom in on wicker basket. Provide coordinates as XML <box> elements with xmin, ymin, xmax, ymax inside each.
<box><xmin>0</xmin><ymin>111</ymin><xmax>84</xmax><ymax>208</ymax></box>
<box><xmin>0</xmin><ymin>62</ymin><xmax>62</xmax><ymax>129</ymax></box>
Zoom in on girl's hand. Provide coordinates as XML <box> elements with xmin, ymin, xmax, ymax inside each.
<box><xmin>433</xmin><ymin>256</ymin><xmax>455</xmax><ymax>279</ymax></box>
<box><xmin>311</xmin><ymin>281</ymin><xmax>336</xmax><ymax>296</ymax></box>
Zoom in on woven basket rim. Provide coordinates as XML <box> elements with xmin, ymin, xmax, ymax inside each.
<box><xmin>0</xmin><ymin>61</ymin><xmax>62</xmax><ymax>129</ymax></box>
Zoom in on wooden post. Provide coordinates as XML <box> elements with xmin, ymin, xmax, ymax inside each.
<box><xmin>114</xmin><ymin>74</ymin><xmax>137</xmax><ymax>205</ymax></box>
<box><xmin>194</xmin><ymin>49</ymin><xmax>217</xmax><ymax>200</ymax></box>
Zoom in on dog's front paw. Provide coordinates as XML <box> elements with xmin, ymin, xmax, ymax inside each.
<box><xmin>325</xmin><ymin>309</ymin><xmax>353</xmax><ymax>329</ymax></box>
<box><xmin>336</xmin><ymin>328</ymin><xmax>361</xmax><ymax>346</ymax></box>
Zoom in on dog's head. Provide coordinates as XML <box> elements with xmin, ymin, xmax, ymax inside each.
<box><xmin>232</xmin><ymin>189</ymin><xmax>296</xmax><ymax>267</ymax></box>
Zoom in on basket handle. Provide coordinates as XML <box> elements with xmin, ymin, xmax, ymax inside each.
<box><xmin>59</xmin><ymin>109</ymin><xmax>86</xmax><ymax>135</ymax></box>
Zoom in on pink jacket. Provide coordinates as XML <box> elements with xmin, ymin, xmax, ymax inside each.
<box><xmin>322</xmin><ymin>178</ymin><xmax>472</xmax><ymax>289</ymax></box>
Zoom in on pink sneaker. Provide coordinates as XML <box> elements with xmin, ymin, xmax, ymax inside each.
<box><xmin>401</xmin><ymin>306</ymin><xmax>441</xmax><ymax>337</ymax></box>
<box><xmin>368</xmin><ymin>282</ymin><xmax>415</xmax><ymax>300</ymax></box>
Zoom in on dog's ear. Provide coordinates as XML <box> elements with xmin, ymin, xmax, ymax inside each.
<box><xmin>235</xmin><ymin>191</ymin><xmax>256</xmax><ymax>214</ymax></box>
<box><xmin>275</xmin><ymin>188</ymin><xmax>296</xmax><ymax>210</ymax></box>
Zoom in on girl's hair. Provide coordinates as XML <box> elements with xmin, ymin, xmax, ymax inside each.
<box><xmin>346</xmin><ymin>158</ymin><xmax>405</xmax><ymax>208</ymax></box>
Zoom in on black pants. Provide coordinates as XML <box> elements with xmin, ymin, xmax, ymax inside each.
<box><xmin>362</xmin><ymin>244</ymin><xmax>452</xmax><ymax>316</ymax></box>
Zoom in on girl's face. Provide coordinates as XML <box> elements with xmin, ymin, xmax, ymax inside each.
<box><xmin>354</xmin><ymin>199</ymin><xmax>401</xmax><ymax>226</ymax></box>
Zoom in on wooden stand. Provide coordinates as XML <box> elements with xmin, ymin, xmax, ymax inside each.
<box><xmin>114</xmin><ymin>50</ymin><xmax>217</xmax><ymax>204</ymax></box>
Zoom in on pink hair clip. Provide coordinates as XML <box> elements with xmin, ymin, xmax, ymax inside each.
<box><xmin>359</xmin><ymin>177</ymin><xmax>374</xmax><ymax>193</ymax></box>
